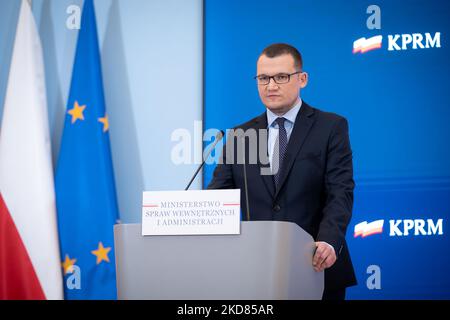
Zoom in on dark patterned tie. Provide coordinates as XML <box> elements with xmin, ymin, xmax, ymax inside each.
<box><xmin>273</xmin><ymin>117</ymin><xmax>288</xmax><ymax>188</ymax></box>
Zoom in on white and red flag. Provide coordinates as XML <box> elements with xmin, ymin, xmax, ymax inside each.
<box><xmin>0</xmin><ymin>0</ymin><xmax>63</xmax><ymax>300</ymax></box>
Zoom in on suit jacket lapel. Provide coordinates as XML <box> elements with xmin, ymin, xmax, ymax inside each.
<box><xmin>274</xmin><ymin>102</ymin><xmax>315</xmax><ymax>198</ymax></box>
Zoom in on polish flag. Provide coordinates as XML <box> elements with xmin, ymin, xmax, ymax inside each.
<box><xmin>354</xmin><ymin>220</ymin><xmax>385</xmax><ymax>238</ymax></box>
<box><xmin>353</xmin><ymin>35</ymin><xmax>383</xmax><ymax>54</ymax></box>
<box><xmin>0</xmin><ymin>0</ymin><xmax>63</xmax><ymax>299</ymax></box>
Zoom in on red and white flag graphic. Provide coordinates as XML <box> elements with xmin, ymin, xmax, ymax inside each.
<box><xmin>354</xmin><ymin>220</ymin><xmax>385</xmax><ymax>238</ymax></box>
<box><xmin>353</xmin><ymin>35</ymin><xmax>383</xmax><ymax>54</ymax></box>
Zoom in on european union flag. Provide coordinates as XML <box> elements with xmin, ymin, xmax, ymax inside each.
<box><xmin>55</xmin><ymin>0</ymin><xmax>119</xmax><ymax>300</ymax></box>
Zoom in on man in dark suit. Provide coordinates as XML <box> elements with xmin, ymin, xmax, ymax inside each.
<box><xmin>207</xmin><ymin>43</ymin><xmax>356</xmax><ymax>300</ymax></box>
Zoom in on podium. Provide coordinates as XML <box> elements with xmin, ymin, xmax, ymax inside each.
<box><xmin>114</xmin><ymin>221</ymin><xmax>324</xmax><ymax>299</ymax></box>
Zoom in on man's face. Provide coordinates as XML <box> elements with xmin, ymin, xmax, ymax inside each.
<box><xmin>256</xmin><ymin>54</ymin><xmax>308</xmax><ymax>115</ymax></box>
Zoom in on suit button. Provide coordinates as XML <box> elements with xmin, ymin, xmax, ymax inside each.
<box><xmin>273</xmin><ymin>204</ymin><xmax>281</xmax><ymax>212</ymax></box>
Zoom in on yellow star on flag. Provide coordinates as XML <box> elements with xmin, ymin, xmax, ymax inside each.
<box><xmin>68</xmin><ymin>101</ymin><xmax>86</xmax><ymax>124</ymax></box>
<box><xmin>98</xmin><ymin>114</ymin><xmax>109</xmax><ymax>132</ymax></box>
<box><xmin>91</xmin><ymin>242</ymin><xmax>111</xmax><ymax>265</ymax></box>
<box><xmin>62</xmin><ymin>254</ymin><xmax>77</xmax><ymax>275</ymax></box>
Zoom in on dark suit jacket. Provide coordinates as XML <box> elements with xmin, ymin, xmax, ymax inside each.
<box><xmin>207</xmin><ymin>102</ymin><xmax>357</xmax><ymax>292</ymax></box>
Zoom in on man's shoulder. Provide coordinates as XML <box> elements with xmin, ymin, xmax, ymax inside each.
<box><xmin>232</xmin><ymin>112</ymin><xmax>266</xmax><ymax>130</ymax></box>
<box><xmin>307</xmin><ymin>103</ymin><xmax>347</xmax><ymax>123</ymax></box>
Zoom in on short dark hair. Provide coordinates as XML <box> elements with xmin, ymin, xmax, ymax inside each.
<box><xmin>259</xmin><ymin>43</ymin><xmax>303</xmax><ymax>70</ymax></box>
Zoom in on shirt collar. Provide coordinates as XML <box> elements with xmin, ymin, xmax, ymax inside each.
<box><xmin>266</xmin><ymin>98</ymin><xmax>302</xmax><ymax>128</ymax></box>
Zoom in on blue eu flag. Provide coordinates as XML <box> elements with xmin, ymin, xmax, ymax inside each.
<box><xmin>55</xmin><ymin>0</ymin><xmax>119</xmax><ymax>299</ymax></box>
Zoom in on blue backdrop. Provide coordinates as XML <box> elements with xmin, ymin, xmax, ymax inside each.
<box><xmin>204</xmin><ymin>0</ymin><xmax>450</xmax><ymax>299</ymax></box>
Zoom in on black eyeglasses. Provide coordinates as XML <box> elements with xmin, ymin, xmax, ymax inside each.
<box><xmin>254</xmin><ymin>71</ymin><xmax>302</xmax><ymax>85</ymax></box>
